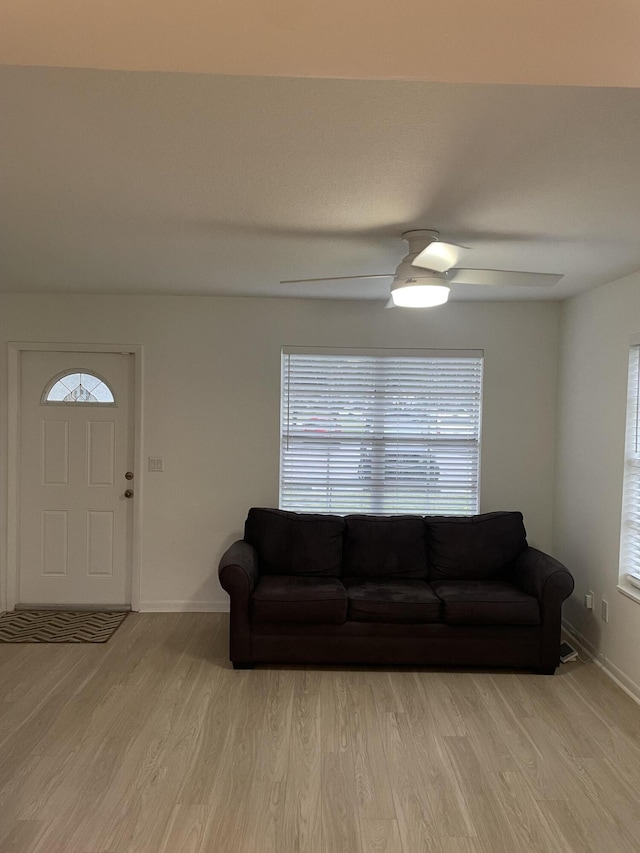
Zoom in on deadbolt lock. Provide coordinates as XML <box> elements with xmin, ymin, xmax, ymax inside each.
<box><xmin>125</xmin><ymin>471</ymin><xmax>134</xmax><ymax>480</ymax></box>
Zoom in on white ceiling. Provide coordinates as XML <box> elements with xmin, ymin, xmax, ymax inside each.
<box><xmin>2</xmin><ymin>66</ymin><xmax>640</xmax><ymax>302</ymax></box>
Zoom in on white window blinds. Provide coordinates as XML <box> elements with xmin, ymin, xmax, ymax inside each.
<box><xmin>620</xmin><ymin>344</ymin><xmax>640</xmax><ymax>585</ymax></box>
<box><xmin>280</xmin><ymin>348</ymin><xmax>483</xmax><ymax>515</ymax></box>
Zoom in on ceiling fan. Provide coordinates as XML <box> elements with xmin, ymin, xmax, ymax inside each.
<box><xmin>281</xmin><ymin>230</ymin><xmax>563</xmax><ymax>307</ymax></box>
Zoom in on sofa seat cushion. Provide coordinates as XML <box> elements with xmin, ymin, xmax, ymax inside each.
<box><xmin>344</xmin><ymin>578</ymin><xmax>442</xmax><ymax>623</ymax></box>
<box><xmin>251</xmin><ymin>575</ymin><xmax>348</xmax><ymax>624</ymax></box>
<box><xmin>244</xmin><ymin>508</ymin><xmax>345</xmax><ymax>576</ymax></box>
<box><xmin>426</xmin><ymin>512</ymin><xmax>528</xmax><ymax>581</ymax></box>
<box><xmin>430</xmin><ymin>580</ymin><xmax>540</xmax><ymax>625</ymax></box>
<box><xmin>343</xmin><ymin>515</ymin><xmax>427</xmax><ymax>579</ymax></box>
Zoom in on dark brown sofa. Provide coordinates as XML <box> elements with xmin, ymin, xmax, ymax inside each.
<box><xmin>218</xmin><ymin>508</ymin><xmax>574</xmax><ymax>673</ymax></box>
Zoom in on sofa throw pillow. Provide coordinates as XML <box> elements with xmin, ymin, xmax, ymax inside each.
<box><xmin>425</xmin><ymin>511</ymin><xmax>527</xmax><ymax>581</ymax></box>
<box><xmin>244</xmin><ymin>508</ymin><xmax>291</xmax><ymax>575</ymax></box>
<box><xmin>290</xmin><ymin>513</ymin><xmax>345</xmax><ymax>576</ymax></box>
<box><xmin>342</xmin><ymin>515</ymin><xmax>427</xmax><ymax>579</ymax></box>
<box><xmin>244</xmin><ymin>508</ymin><xmax>345</xmax><ymax>576</ymax></box>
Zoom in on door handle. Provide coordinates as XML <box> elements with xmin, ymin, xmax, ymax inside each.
<box><xmin>124</xmin><ymin>489</ymin><xmax>134</xmax><ymax>499</ymax></box>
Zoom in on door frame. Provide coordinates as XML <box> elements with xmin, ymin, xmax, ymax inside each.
<box><xmin>4</xmin><ymin>342</ymin><xmax>144</xmax><ymax>612</ymax></box>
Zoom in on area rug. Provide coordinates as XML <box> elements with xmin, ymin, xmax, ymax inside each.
<box><xmin>0</xmin><ymin>610</ymin><xmax>128</xmax><ymax>643</ymax></box>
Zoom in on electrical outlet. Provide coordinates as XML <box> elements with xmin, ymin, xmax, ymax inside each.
<box><xmin>601</xmin><ymin>599</ymin><xmax>609</xmax><ymax>622</ymax></box>
<box><xmin>584</xmin><ymin>591</ymin><xmax>594</xmax><ymax>610</ymax></box>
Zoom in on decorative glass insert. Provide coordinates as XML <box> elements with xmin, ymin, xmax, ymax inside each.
<box><xmin>43</xmin><ymin>371</ymin><xmax>115</xmax><ymax>404</ymax></box>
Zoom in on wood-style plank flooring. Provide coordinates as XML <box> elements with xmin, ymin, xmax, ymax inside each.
<box><xmin>1</xmin><ymin>613</ymin><xmax>639</xmax><ymax>852</ymax></box>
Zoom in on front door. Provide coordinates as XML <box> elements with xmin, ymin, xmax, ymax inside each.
<box><xmin>18</xmin><ymin>350</ymin><xmax>134</xmax><ymax>607</ymax></box>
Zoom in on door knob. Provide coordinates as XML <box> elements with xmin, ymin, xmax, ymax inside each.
<box><xmin>124</xmin><ymin>489</ymin><xmax>134</xmax><ymax>499</ymax></box>
<box><xmin>125</xmin><ymin>471</ymin><xmax>134</xmax><ymax>480</ymax></box>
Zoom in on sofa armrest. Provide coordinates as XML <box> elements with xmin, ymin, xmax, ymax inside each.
<box><xmin>512</xmin><ymin>547</ymin><xmax>574</xmax><ymax>673</ymax></box>
<box><xmin>218</xmin><ymin>540</ymin><xmax>259</xmax><ymax>598</ymax></box>
<box><xmin>218</xmin><ymin>540</ymin><xmax>259</xmax><ymax>666</ymax></box>
<box><xmin>512</xmin><ymin>547</ymin><xmax>574</xmax><ymax>610</ymax></box>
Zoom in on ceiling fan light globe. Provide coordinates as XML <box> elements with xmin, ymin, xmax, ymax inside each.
<box><xmin>391</xmin><ymin>283</ymin><xmax>450</xmax><ymax>307</ymax></box>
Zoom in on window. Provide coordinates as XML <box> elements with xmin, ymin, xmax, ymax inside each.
<box><xmin>620</xmin><ymin>344</ymin><xmax>640</xmax><ymax>590</ymax></box>
<box><xmin>280</xmin><ymin>347</ymin><xmax>483</xmax><ymax>515</ymax></box>
<box><xmin>43</xmin><ymin>371</ymin><xmax>115</xmax><ymax>405</ymax></box>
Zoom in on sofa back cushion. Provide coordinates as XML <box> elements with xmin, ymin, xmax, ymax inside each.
<box><xmin>342</xmin><ymin>515</ymin><xmax>427</xmax><ymax>579</ymax></box>
<box><xmin>425</xmin><ymin>511</ymin><xmax>527</xmax><ymax>580</ymax></box>
<box><xmin>244</xmin><ymin>508</ymin><xmax>345</xmax><ymax>576</ymax></box>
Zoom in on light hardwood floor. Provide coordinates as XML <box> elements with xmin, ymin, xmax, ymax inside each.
<box><xmin>1</xmin><ymin>613</ymin><xmax>640</xmax><ymax>852</ymax></box>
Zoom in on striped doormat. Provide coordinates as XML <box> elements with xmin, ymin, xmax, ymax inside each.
<box><xmin>0</xmin><ymin>610</ymin><xmax>128</xmax><ymax>643</ymax></box>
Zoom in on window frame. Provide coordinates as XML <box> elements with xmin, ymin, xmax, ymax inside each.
<box><xmin>279</xmin><ymin>346</ymin><xmax>484</xmax><ymax>516</ymax></box>
<box><xmin>618</xmin><ymin>340</ymin><xmax>640</xmax><ymax>604</ymax></box>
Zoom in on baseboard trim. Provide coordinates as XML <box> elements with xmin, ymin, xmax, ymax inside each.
<box><xmin>562</xmin><ymin>617</ymin><xmax>640</xmax><ymax>707</ymax></box>
<box><xmin>600</xmin><ymin>656</ymin><xmax>640</xmax><ymax>707</ymax></box>
<box><xmin>15</xmin><ymin>603</ymin><xmax>132</xmax><ymax>612</ymax></box>
<box><xmin>561</xmin><ymin>617</ymin><xmax>601</xmax><ymax>661</ymax></box>
<box><xmin>138</xmin><ymin>600</ymin><xmax>230</xmax><ymax>613</ymax></box>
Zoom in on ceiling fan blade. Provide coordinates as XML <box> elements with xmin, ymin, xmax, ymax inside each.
<box><xmin>280</xmin><ymin>274</ymin><xmax>394</xmax><ymax>285</ymax></box>
<box><xmin>448</xmin><ymin>269</ymin><xmax>563</xmax><ymax>288</ymax></box>
<box><xmin>412</xmin><ymin>241</ymin><xmax>462</xmax><ymax>273</ymax></box>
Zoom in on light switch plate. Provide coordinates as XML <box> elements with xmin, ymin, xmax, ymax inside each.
<box><xmin>148</xmin><ymin>456</ymin><xmax>164</xmax><ymax>472</ymax></box>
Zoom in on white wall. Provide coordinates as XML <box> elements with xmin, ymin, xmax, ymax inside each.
<box><xmin>0</xmin><ymin>294</ymin><xmax>560</xmax><ymax>611</ymax></box>
<box><xmin>555</xmin><ymin>270</ymin><xmax>640</xmax><ymax>697</ymax></box>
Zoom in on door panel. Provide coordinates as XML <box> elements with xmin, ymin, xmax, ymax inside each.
<box><xmin>42</xmin><ymin>420</ymin><xmax>69</xmax><ymax>484</ymax></box>
<box><xmin>87</xmin><ymin>420</ymin><xmax>116</xmax><ymax>486</ymax></box>
<box><xmin>19</xmin><ymin>351</ymin><xmax>134</xmax><ymax>607</ymax></box>
<box><xmin>41</xmin><ymin>510</ymin><xmax>69</xmax><ymax>576</ymax></box>
<box><xmin>87</xmin><ymin>511</ymin><xmax>115</xmax><ymax>576</ymax></box>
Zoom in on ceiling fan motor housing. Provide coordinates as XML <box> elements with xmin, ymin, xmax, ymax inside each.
<box><xmin>402</xmin><ymin>229</ymin><xmax>440</xmax><ymax>254</ymax></box>
<box><xmin>391</xmin><ymin>232</ymin><xmax>451</xmax><ymax>306</ymax></box>
<box><xmin>395</xmin><ymin>231</ymin><xmax>443</xmax><ymax>282</ymax></box>
<box><xmin>394</xmin><ymin>260</ymin><xmax>449</xmax><ymax>285</ymax></box>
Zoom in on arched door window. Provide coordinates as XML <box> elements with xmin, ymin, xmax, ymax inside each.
<box><xmin>42</xmin><ymin>371</ymin><xmax>115</xmax><ymax>405</ymax></box>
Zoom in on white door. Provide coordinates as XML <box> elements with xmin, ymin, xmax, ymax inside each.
<box><xmin>18</xmin><ymin>351</ymin><xmax>134</xmax><ymax>607</ymax></box>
